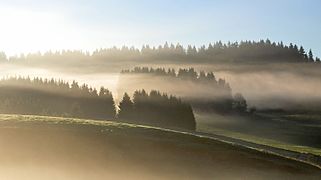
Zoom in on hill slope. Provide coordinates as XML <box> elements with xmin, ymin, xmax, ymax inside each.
<box><xmin>0</xmin><ymin>114</ymin><xmax>320</xmax><ymax>180</ymax></box>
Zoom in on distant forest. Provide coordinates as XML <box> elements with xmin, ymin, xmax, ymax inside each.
<box><xmin>122</xmin><ymin>67</ymin><xmax>229</xmax><ymax>83</ymax></box>
<box><xmin>120</xmin><ymin>67</ymin><xmax>247</xmax><ymax>114</ymax></box>
<box><xmin>0</xmin><ymin>77</ymin><xmax>196</xmax><ymax>130</ymax></box>
<box><xmin>0</xmin><ymin>40</ymin><xmax>319</xmax><ymax>66</ymax></box>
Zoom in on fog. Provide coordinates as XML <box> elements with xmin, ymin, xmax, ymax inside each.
<box><xmin>1</xmin><ymin>62</ymin><xmax>321</xmax><ymax>179</ymax></box>
<box><xmin>117</xmin><ymin>74</ymin><xmax>230</xmax><ymax>101</ymax></box>
<box><xmin>2</xmin><ymin>62</ymin><xmax>321</xmax><ymax>111</ymax></box>
<box><xmin>216</xmin><ymin>70</ymin><xmax>321</xmax><ymax>110</ymax></box>
<box><xmin>117</xmin><ymin>64</ymin><xmax>321</xmax><ymax>111</ymax></box>
<box><xmin>0</xmin><ymin>64</ymin><xmax>120</xmax><ymax>99</ymax></box>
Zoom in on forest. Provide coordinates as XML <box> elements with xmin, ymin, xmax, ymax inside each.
<box><xmin>120</xmin><ymin>67</ymin><xmax>247</xmax><ymax>114</ymax></box>
<box><xmin>0</xmin><ymin>40</ymin><xmax>320</xmax><ymax>69</ymax></box>
<box><xmin>1</xmin><ymin>1</ymin><xmax>321</xmax><ymax>179</ymax></box>
<box><xmin>0</xmin><ymin>77</ymin><xmax>116</xmax><ymax>119</ymax></box>
<box><xmin>0</xmin><ymin>77</ymin><xmax>196</xmax><ymax>130</ymax></box>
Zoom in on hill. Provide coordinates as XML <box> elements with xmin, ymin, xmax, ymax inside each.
<box><xmin>0</xmin><ymin>114</ymin><xmax>320</xmax><ymax>180</ymax></box>
<box><xmin>1</xmin><ymin>40</ymin><xmax>320</xmax><ymax>74</ymax></box>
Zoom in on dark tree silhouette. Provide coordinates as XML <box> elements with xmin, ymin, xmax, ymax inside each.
<box><xmin>0</xmin><ymin>77</ymin><xmax>197</xmax><ymax>130</ymax></box>
<box><xmin>120</xmin><ymin>67</ymin><xmax>247</xmax><ymax>113</ymax></box>
<box><xmin>118</xmin><ymin>93</ymin><xmax>134</xmax><ymax>120</ymax></box>
<box><xmin>233</xmin><ymin>93</ymin><xmax>248</xmax><ymax>113</ymax></box>
<box><xmin>118</xmin><ymin>90</ymin><xmax>196</xmax><ymax>131</ymax></box>
<box><xmin>0</xmin><ymin>40</ymin><xmax>317</xmax><ymax>69</ymax></box>
<box><xmin>299</xmin><ymin>46</ymin><xmax>306</xmax><ymax>59</ymax></box>
<box><xmin>0</xmin><ymin>77</ymin><xmax>116</xmax><ymax>120</ymax></box>
<box><xmin>308</xmin><ymin>49</ymin><xmax>314</xmax><ymax>62</ymax></box>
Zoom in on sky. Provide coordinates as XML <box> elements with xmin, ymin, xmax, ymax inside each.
<box><xmin>0</xmin><ymin>0</ymin><xmax>320</xmax><ymax>57</ymax></box>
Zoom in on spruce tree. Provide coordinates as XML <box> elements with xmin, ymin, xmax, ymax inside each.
<box><xmin>308</xmin><ymin>49</ymin><xmax>314</xmax><ymax>61</ymax></box>
<box><xmin>299</xmin><ymin>46</ymin><xmax>306</xmax><ymax>59</ymax></box>
<box><xmin>118</xmin><ymin>93</ymin><xmax>134</xmax><ymax>120</ymax></box>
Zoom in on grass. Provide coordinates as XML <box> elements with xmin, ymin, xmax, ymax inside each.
<box><xmin>196</xmin><ymin>112</ymin><xmax>321</xmax><ymax>157</ymax></box>
<box><xmin>197</xmin><ymin>122</ymin><xmax>321</xmax><ymax>156</ymax></box>
<box><xmin>1</xmin><ymin>113</ymin><xmax>321</xmax><ymax>167</ymax></box>
<box><xmin>283</xmin><ymin>114</ymin><xmax>321</xmax><ymax>125</ymax></box>
<box><xmin>0</xmin><ymin>114</ymin><xmax>141</xmax><ymax>129</ymax></box>
<box><xmin>2</xmin><ymin>113</ymin><xmax>321</xmax><ymax>157</ymax></box>
<box><xmin>0</xmin><ymin>114</ymin><xmax>237</xmax><ymax>146</ymax></box>
<box><xmin>1</xmin><ymin>113</ymin><xmax>321</xmax><ymax>175</ymax></box>
<box><xmin>1</xmin><ymin>114</ymin><xmax>321</xmax><ymax>179</ymax></box>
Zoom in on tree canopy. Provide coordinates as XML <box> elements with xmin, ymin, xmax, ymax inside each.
<box><xmin>0</xmin><ymin>77</ymin><xmax>197</xmax><ymax>131</ymax></box>
<box><xmin>118</xmin><ymin>90</ymin><xmax>196</xmax><ymax>131</ymax></box>
<box><xmin>0</xmin><ymin>77</ymin><xmax>116</xmax><ymax>119</ymax></box>
<box><xmin>0</xmin><ymin>40</ymin><xmax>319</xmax><ymax>68</ymax></box>
<box><xmin>120</xmin><ymin>67</ymin><xmax>247</xmax><ymax>114</ymax></box>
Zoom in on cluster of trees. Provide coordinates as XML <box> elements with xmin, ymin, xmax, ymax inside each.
<box><xmin>233</xmin><ymin>93</ymin><xmax>248</xmax><ymax>113</ymax></box>
<box><xmin>121</xmin><ymin>67</ymin><xmax>230</xmax><ymax>88</ymax></box>
<box><xmin>0</xmin><ymin>77</ymin><xmax>196</xmax><ymax>130</ymax></box>
<box><xmin>118</xmin><ymin>90</ymin><xmax>196</xmax><ymax>130</ymax></box>
<box><xmin>0</xmin><ymin>77</ymin><xmax>116</xmax><ymax>119</ymax></box>
<box><xmin>120</xmin><ymin>67</ymin><xmax>248</xmax><ymax>114</ymax></box>
<box><xmin>140</xmin><ymin>40</ymin><xmax>320</xmax><ymax>63</ymax></box>
<box><xmin>1</xmin><ymin>40</ymin><xmax>319</xmax><ymax>66</ymax></box>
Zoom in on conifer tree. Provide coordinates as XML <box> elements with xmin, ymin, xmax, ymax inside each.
<box><xmin>308</xmin><ymin>49</ymin><xmax>314</xmax><ymax>61</ymax></box>
<box><xmin>118</xmin><ymin>93</ymin><xmax>134</xmax><ymax>120</ymax></box>
<box><xmin>299</xmin><ymin>46</ymin><xmax>306</xmax><ymax>58</ymax></box>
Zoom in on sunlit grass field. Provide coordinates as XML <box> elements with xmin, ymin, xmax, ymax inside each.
<box><xmin>1</xmin><ymin>113</ymin><xmax>321</xmax><ymax>156</ymax></box>
<box><xmin>0</xmin><ymin>113</ymin><xmax>320</xmax><ymax>179</ymax></box>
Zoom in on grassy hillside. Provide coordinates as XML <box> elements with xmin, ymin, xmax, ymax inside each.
<box><xmin>0</xmin><ymin>114</ymin><xmax>320</xmax><ymax>180</ymax></box>
<box><xmin>196</xmin><ymin>112</ymin><xmax>321</xmax><ymax>155</ymax></box>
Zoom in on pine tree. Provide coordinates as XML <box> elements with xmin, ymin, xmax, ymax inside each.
<box><xmin>308</xmin><ymin>49</ymin><xmax>314</xmax><ymax>61</ymax></box>
<box><xmin>118</xmin><ymin>93</ymin><xmax>134</xmax><ymax>120</ymax></box>
<box><xmin>299</xmin><ymin>46</ymin><xmax>306</xmax><ymax>58</ymax></box>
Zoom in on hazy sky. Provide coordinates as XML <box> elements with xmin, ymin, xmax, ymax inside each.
<box><xmin>0</xmin><ymin>0</ymin><xmax>320</xmax><ymax>57</ymax></box>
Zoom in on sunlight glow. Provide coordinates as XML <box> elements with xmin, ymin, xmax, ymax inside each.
<box><xmin>0</xmin><ymin>7</ymin><xmax>86</xmax><ymax>56</ymax></box>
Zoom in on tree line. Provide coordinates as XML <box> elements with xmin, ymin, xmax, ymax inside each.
<box><xmin>0</xmin><ymin>77</ymin><xmax>116</xmax><ymax>119</ymax></box>
<box><xmin>0</xmin><ymin>40</ymin><xmax>319</xmax><ymax>65</ymax></box>
<box><xmin>120</xmin><ymin>67</ymin><xmax>248</xmax><ymax>114</ymax></box>
<box><xmin>121</xmin><ymin>67</ymin><xmax>231</xmax><ymax>89</ymax></box>
<box><xmin>0</xmin><ymin>77</ymin><xmax>196</xmax><ymax>130</ymax></box>
<box><xmin>122</xmin><ymin>67</ymin><xmax>218</xmax><ymax>82</ymax></box>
